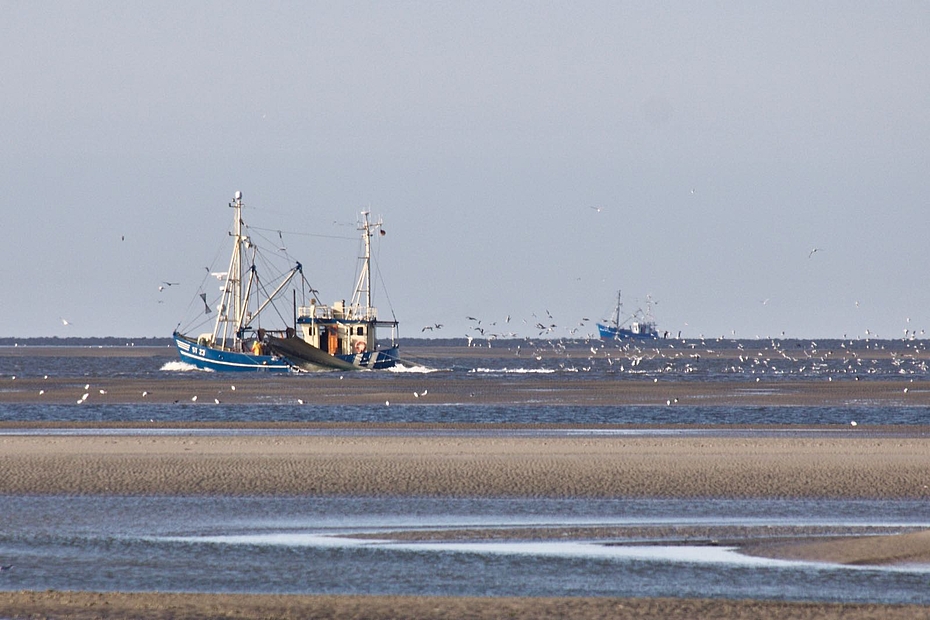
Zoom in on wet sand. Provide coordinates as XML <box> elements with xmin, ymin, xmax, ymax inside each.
<box><xmin>1</xmin><ymin>591</ymin><xmax>927</xmax><ymax>620</ymax></box>
<box><xmin>2</xmin><ymin>429</ymin><xmax>930</xmax><ymax>500</ymax></box>
<box><xmin>4</xmin><ymin>372</ymin><xmax>930</xmax><ymax>407</ymax></box>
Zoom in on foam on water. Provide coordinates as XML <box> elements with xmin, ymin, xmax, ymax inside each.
<box><xmin>387</xmin><ymin>364</ymin><xmax>440</xmax><ymax>374</ymax></box>
<box><xmin>160</xmin><ymin>360</ymin><xmax>207</xmax><ymax>372</ymax></box>
<box><xmin>469</xmin><ymin>367</ymin><xmax>557</xmax><ymax>374</ymax></box>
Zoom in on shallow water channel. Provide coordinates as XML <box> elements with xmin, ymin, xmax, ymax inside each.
<box><xmin>1</xmin><ymin>494</ymin><xmax>929</xmax><ymax>604</ymax></box>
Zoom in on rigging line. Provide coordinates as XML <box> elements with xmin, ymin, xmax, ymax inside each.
<box><xmin>242</xmin><ymin>226</ymin><xmax>290</xmax><ymax>261</ymax></box>
<box><xmin>250</xmin><ymin>269</ymin><xmax>292</xmax><ymax>328</ymax></box>
<box><xmin>373</xmin><ymin>249</ymin><xmax>398</xmax><ymax>323</ymax></box>
<box><xmin>177</xmin><ymin>236</ymin><xmax>230</xmax><ymax>334</ymax></box>
<box><xmin>249</xmin><ymin>225</ymin><xmax>356</xmax><ymax>241</ymax></box>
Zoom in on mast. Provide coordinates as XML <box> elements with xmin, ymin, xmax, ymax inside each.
<box><xmin>613</xmin><ymin>290</ymin><xmax>622</xmax><ymax>328</ymax></box>
<box><xmin>213</xmin><ymin>191</ymin><xmax>245</xmax><ymax>347</ymax></box>
<box><xmin>350</xmin><ymin>211</ymin><xmax>383</xmax><ymax>315</ymax></box>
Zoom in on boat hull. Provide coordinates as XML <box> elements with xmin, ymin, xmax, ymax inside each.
<box><xmin>174</xmin><ymin>333</ymin><xmax>399</xmax><ymax>372</ymax></box>
<box><xmin>173</xmin><ymin>333</ymin><xmax>291</xmax><ymax>372</ymax></box>
<box><xmin>265</xmin><ymin>335</ymin><xmax>399</xmax><ymax>371</ymax></box>
<box><xmin>596</xmin><ymin>323</ymin><xmax>659</xmax><ymax>341</ymax></box>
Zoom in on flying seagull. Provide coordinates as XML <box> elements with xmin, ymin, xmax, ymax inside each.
<box><xmin>60</xmin><ymin>317</ymin><xmax>71</xmax><ymax>326</ymax></box>
<box><xmin>808</xmin><ymin>248</ymin><xmax>822</xmax><ymax>258</ymax></box>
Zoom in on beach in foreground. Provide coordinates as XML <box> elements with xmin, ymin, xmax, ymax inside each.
<box><xmin>1</xmin><ymin>590</ymin><xmax>927</xmax><ymax>620</ymax></box>
<box><xmin>2</xmin><ymin>424</ymin><xmax>930</xmax><ymax>619</ymax></box>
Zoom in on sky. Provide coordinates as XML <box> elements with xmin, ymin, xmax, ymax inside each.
<box><xmin>2</xmin><ymin>1</ymin><xmax>928</xmax><ymax>340</ymax></box>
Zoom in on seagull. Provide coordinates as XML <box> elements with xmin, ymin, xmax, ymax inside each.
<box><xmin>0</xmin><ymin>565</ymin><xmax>12</xmax><ymax>571</ymax></box>
<box><xmin>162</xmin><ymin>281</ymin><xmax>179</xmax><ymax>287</ymax></box>
<box><xmin>589</xmin><ymin>206</ymin><xmax>603</xmax><ymax>213</ymax></box>
<box><xmin>60</xmin><ymin>317</ymin><xmax>71</xmax><ymax>326</ymax></box>
<box><xmin>808</xmin><ymin>247</ymin><xmax>822</xmax><ymax>258</ymax></box>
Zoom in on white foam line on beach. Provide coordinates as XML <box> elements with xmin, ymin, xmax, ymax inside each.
<box><xmin>152</xmin><ymin>533</ymin><xmax>930</xmax><ymax>573</ymax></box>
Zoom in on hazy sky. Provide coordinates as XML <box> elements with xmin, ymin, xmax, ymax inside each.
<box><xmin>2</xmin><ymin>2</ymin><xmax>928</xmax><ymax>340</ymax></box>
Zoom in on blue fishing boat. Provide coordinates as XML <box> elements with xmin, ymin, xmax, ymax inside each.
<box><xmin>596</xmin><ymin>290</ymin><xmax>660</xmax><ymax>341</ymax></box>
<box><xmin>173</xmin><ymin>191</ymin><xmax>399</xmax><ymax>371</ymax></box>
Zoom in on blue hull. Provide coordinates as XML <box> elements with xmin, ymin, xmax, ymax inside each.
<box><xmin>597</xmin><ymin>323</ymin><xmax>659</xmax><ymax>341</ymax></box>
<box><xmin>174</xmin><ymin>333</ymin><xmax>399</xmax><ymax>372</ymax></box>
<box><xmin>348</xmin><ymin>346</ymin><xmax>400</xmax><ymax>370</ymax></box>
<box><xmin>174</xmin><ymin>334</ymin><xmax>291</xmax><ymax>372</ymax></box>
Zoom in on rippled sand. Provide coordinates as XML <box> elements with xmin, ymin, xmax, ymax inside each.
<box><xmin>2</xmin><ymin>428</ymin><xmax>930</xmax><ymax>500</ymax></box>
<box><xmin>1</xmin><ymin>591</ymin><xmax>928</xmax><ymax>620</ymax></box>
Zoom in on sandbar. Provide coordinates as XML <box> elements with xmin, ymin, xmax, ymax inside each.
<box><xmin>3</xmin><ymin>426</ymin><xmax>930</xmax><ymax>618</ymax></box>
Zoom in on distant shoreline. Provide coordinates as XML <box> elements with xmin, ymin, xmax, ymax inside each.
<box><xmin>1</xmin><ymin>335</ymin><xmax>927</xmax><ymax>349</ymax></box>
<box><xmin>0</xmin><ymin>333</ymin><xmax>930</xmax><ymax>348</ymax></box>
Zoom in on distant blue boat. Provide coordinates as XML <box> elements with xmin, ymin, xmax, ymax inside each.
<box><xmin>596</xmin><ymin>290</ymin><xmax>660</xmax><ymax>341</ymax></box>
<box><xmin>173</xmin><ymin>191</ymin><xmax>399</xmax><ymax>372</ymax></box>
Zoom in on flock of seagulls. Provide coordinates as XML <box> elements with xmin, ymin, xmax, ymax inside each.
<box><xmin>455</xmin><ymin>310</ymin><xmax>601</xmax><ymax>346</ymax></box>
